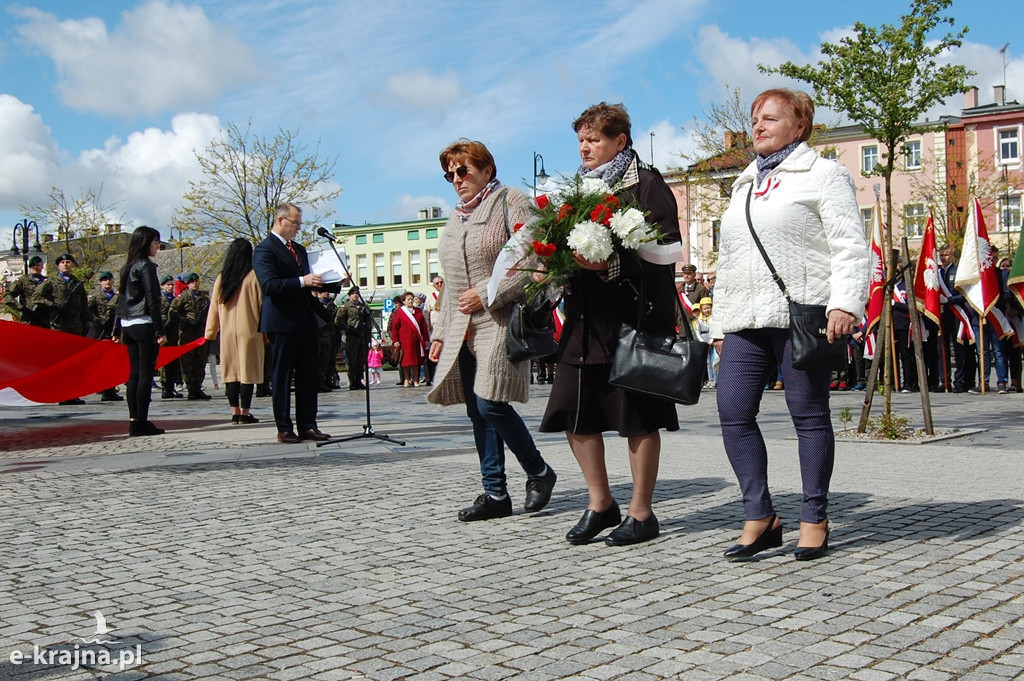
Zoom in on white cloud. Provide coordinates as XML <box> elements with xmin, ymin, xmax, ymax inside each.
<box><xmin>642</xmin><ymin>120</ymin><xmax>697</xmax><ymax>171</ymax></box>
<box><xmin>381</xmin><ymin>68</ymin><xmax>464</xmax><ymax>113</ymax></box>
<box><xmin>0</xmin><ymin>95</ymin><xmax>59</xmax><ymax>206</ymax></box>
<box><xmin>13</xmin><ymin>1</ymin><xmax>261</xmax><ymax>115</ymax></box>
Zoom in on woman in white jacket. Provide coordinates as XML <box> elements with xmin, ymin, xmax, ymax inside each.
<box><xmin>711</xmin><ymin>89</ymin><xmax>868</xmax><ymax>561</ymax></box>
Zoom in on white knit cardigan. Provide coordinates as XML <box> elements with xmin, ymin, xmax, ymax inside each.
<box><xmin>427</xmin><ymin>186</ymin><xmax>533</xmax><ymax>406</ymax></box>
<box><xmin>710</xmin><ymin>143</ymin><xmax>868</xmax><ymax>338</ymax></box>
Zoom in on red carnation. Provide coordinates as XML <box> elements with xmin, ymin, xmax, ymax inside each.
<box><xmin>590</xmin><ymin>203</ymin><xmax>613</xmax><ymax>226</ymax></box>
<box><xmin>535</xmin><ymin>195</ymin><xmax>550</xmax><ymax>210</ymax></box>
<box><xmin>604</xmin><ymin>195</ymin><xmax>620</xmax><ymax>208</ymax></box>
<box><xmin>557</xmin><ymin>203</ymin><xmax>574</xmax><ymax>222</ymax></box>
<box><xmin>532</xmin><ymin>240</ymin><xmax>557</xmax><ymax>257</ymax></box>
<box><xmin>513</xmin><ymin>222</ymin><xmax>525</xmax><ymax>233</ymax></box>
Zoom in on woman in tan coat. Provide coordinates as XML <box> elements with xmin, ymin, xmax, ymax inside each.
<box><xmin>205</xmin><ymin>238</ymin><xmax>265</xmax><ymax>424</ymax></box>
<box><xmin>427</xmin><ymin>139</ymin><xmax>557</xmax><ymax>522</ymax></box>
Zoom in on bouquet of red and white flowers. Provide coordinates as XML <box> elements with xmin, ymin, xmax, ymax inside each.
<box><xmin>519</xmin><ymin>175</ymin><xmax>660</xmax><ymax>296</ymax></box>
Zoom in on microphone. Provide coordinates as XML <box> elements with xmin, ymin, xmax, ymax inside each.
<box><xmin>317</xmin><ymin>226</ymin><xmax>339</xmax><ymax>243</ymax></box>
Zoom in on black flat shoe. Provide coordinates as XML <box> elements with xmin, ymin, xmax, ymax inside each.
<box><xmin>458</xmin><ymin>494</ymin><xmax>513</xmax><ymax>522</ymax></box>
<box><xmin>605</xmin><ymin>514</ymin><xmax>659</xmax><ymax>546</ymax></box>
<box><xmin>523</xmin><ymin>466</ymin><xmax>557</xmax><ymax>512</ymax></box>
<box><xmin>566</xmin><ymin>502</ymin><xmax>621</xmax><ymax>544</ymax></box>
<box><xmin>794</xmin><ymin>522</ymin><xmax>830</xmax><ymax>561</ymax></box>
<box><xmin>724</xmin><ymin>514</ymin><xmax>783</xmax><ymax>559</ymax></box>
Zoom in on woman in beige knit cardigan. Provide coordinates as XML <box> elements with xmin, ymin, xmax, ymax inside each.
<box><xmin>427</xmin><ymin>139</ymin><xmax>557</xmax><ymax>522</ymax></box>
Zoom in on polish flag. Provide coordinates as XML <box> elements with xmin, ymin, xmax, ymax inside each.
<box><xmin>913</xmin><ymin>216</ymin><xmax>942</xmax><ymax>325</ymax></box>
<box><xmin>954</xmin><ymin>198</ymin><xmax>1001</xmax><ymax>317</ymax></box>
<box><xmin>864</xmin><ymin>202</ymin><xmax>886</xmax><ymax>336</ymax></box>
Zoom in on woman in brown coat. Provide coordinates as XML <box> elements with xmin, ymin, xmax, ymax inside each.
<box><xmin>205</xmin><ymin>238</ymin><xmax>265</xmax><ymax>424</ymax></box>
<box><xmin>427</xmin><ymin>139</ymin><xmax>557</xmax><ymax>523</ymax></box>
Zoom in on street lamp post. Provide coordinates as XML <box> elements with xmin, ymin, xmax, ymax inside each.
<box><xmin>532</xmin><ymin>152</ymin><xmax>548</xmax><ymax>199</ymax></box>
<box><xmin>10</xmin><ymin>219</ymin><xmax>43</xmax><ymax>274</ymax></box>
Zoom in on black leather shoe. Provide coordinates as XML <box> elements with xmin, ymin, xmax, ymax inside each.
<box><xmin>59</xmin><ymin>398</ymin><xmax>86</xmax><ymax>405</ymax></box>
<box><xmin>458</xmin><ymin>494</ymin><xmax>513</xmax><ymax>521</ymax></box>
<box><xmin>794</xmin><ymin>522</ymin><xmax>830</xmax><ymax>561</ymax></box>
<box><xmin>277</xmin><ymin>431</ymin><xmax>302</xmax><ymax>444</ymax></box>
<box><xmin>566</xmin><ymin>502</ymin><xmax>622</xmax><ymax>544</ymax></box>
<box><xmin>524</xmin><ymin>466</ymin><xmax>557</xmax><ymax>512</ymax></box>
<box><xmin>197</xmin><ymin>390</ymin><xmax>212</xmax><ymax>400</ymax></box>
<box><xmin>724</xmin><ymin>514</ymin><xmax>784</xmax><ymax>559</ymax></box>
<box><xmin>237</xmin><ymin>414</ymin><xmax>259</xmax><ymax>424</ymax></box>
<box><xmin>300</xmin><ymin>428</ymin><xmax>331</xmax><ymax>441</ymax></box>
<box><xmin>605</xmin><ymin>514</ymin><xmax>659</xmax><ymax>546</ymax></box>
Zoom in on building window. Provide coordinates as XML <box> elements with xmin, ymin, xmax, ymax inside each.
<box><xmin>356</xmin><ymin>255</ymin><xmax>368</xmax><ymax>288</ymax></box>
<box><xmin>999</xmin><ymin>194</ymin><xmax>1021</xmax><ymax>231</ymax></box>
<box><xmin>355</xmin><ymin>234</ymin><xmax>367</xmax><ymax>245</ymax></box>
<box><xmin>374</xmin><ymin>253</ymin><xmax>385</xmax><ymax>287</ymax></box>
<box><xmin>862</xmin><ymin>145</ymin><xmax>879</xmax><ymax>174</ymax></box>
<box><xmin>372</xmin><ymin>233</ymin><xmax>384</xmax><ymax>244</ymax></box>
<box><xmin>426</xmin><ymin>249</ymin><xmax>439</xmax><ymax>281</ymax></box>
<box><xmin>409</xmin><ymin>250</ymin><xmax>422</xmax><ymax>285</ymax></box>
<box><xmin>998</xmin><ymin>128</ymin><xmax>1020</xmax><ymax>164</ymax></box>
<box><xmin>391</xmin><ymin>252</ymin><xmax>403</xmax><ymax>286</ymax></box>
<box><xmin>904</xmin><ymin>140</ymin><xmax>922</xmax><ymax>170</ymax></box>
<box><xmin>904</xmin><ymin>203</ymin><xmax>926</xmax><ymax>237</ymax></box>
<box><xmin>407</xmin><ymin>230</ymin><xmax>420</xmax><ymax>240</ymax></box>
<box><xmin>425</xmin><ymin>228</ymin><xmax>438</xmax><ymax>239</ymax></box>
<box><xmin>861</xmin><ymin>208</ymin><xmax>874</xmax><ymax>233</ymax></box>
<box><xmin>821</xmin><ymin>147</ymin><xmax>838</xmax><ymax>161</ymax></box>
<box><xmin>711</xmin><ymin>220</ymin><xmax>721</xmax><ymax>252</ymax></box>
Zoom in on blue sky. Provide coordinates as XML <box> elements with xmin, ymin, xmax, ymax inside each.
<box><xmin>1</xmin><ymin>0</ymin><xmax>1022</xmax><ymax>249</ymax></box>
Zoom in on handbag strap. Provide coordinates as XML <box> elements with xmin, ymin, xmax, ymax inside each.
<box><xmin>743</xmin><ymin>186</ymin><xmax>792</xmax><ymax>304</ymax></box>
<box><xmin>634</xmin><ymin>275</ymin><xmax>698</xmax><ymax>342</ymax></box>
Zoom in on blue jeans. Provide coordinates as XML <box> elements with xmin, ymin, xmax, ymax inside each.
<box><xmin>971</xmin><ymin>319</ymin><xmax>1008</xmax><ymax>386</ymax></box>
<box><xmin>458</xmin><ymin>342</ymin><xmax>545</xmax><ymax>496</ymax></box>
<box><xmin>717</xmin><ymin>328</ymin><xmax>834</xmax><ymax>523</ymax></box>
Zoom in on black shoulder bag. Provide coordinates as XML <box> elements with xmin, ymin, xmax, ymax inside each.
<box><xmin>608</xmin><ymin>278</ymin><xmax>708</xmax><ymax>405</ymax></box>
<box><xmin>499</xmin><ymin>196</ymin><xmax>559</xmax><ymax>363</ymax></box>
<box><xmin>743</xmin><ymin>186</ymin><xmax>847</xmax><ymax>372</ymax></box>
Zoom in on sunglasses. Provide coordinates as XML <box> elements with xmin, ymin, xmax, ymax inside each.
<box><xmin>444</xmin><ymin>166</ymin><xmax>469</xmax><ymax>183</ymax></box>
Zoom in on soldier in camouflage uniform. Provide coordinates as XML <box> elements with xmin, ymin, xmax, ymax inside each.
<box><xmin>2</xmin><ymin>255</ymin><xmax>48</xmax><ymax>327</ymax></box>
<box><xmin>316</xmin><ymin>290</ymin><xmax>340</xmax><ymax>392</ymax></box>
<box><xmin>170</xmin><ymin>272</ymin><xmax>211</xmax><ymax>400</ymax></box>
<box><xmin>158</xmin><ymin>275</ymin><xmax>184</xmax><ymax>398</ymax></box>
<box><xmin>336</xmin><ymin>286</ymin><xmax>371</xmax><ymax>390</ymax></box>
<box><xmin>87</xmin><ymin>270</ymin><xmax>124</xmax><ymax>401</ymax></box>
<box><xmin>31</xmin><ymin>253</ymin><xmax>91</xmax><ymax>404</ymax></box>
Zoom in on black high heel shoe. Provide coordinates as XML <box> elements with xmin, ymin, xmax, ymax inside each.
<box><xmin>794</xmin><ymin>521</ymin><xmax>830</xmax><ymax>561</ymax></box>
<box><xmin>724</xmin><ymin>514</ymin><xmax>783</xmax><ymax>559</ymax></box>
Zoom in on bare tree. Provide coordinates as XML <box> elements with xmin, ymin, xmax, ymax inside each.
<box><xmin>173</xmin><ymin>120</ymin><xmax>342</xmax><ymax>244</ymax></box>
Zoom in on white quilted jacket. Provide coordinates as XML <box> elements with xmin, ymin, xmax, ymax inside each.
<box><xmin>710</xmin><ymin>142</ymin><xmax>868</xmax><ymax>338</ymax></box>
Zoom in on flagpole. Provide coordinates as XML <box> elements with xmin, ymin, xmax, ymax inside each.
<box><xmin>901</xmin><ymin>236</ymin><xmax>934</xmax><ymax>434</ymax></box>
<box><xmin>978</xmin><ymin>316</ymin><xmax>986</xmax><ymax>393</ymax></box>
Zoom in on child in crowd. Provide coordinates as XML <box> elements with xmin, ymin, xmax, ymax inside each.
<box><xmin>367</xmin><ymin>339</ymin><xmax>384</xmax><ymax>385</ymax></box>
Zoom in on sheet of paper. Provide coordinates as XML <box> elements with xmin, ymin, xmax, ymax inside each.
<box><xmin>308</xmin><ymin>248</ymin><xmax>349</xmax><ymax>284</ymax></box>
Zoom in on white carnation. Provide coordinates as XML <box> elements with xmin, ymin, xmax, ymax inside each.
<box><xmin>579</xmin><ymin>177</ymin><xmax>611</xmax><ymax>197</ymax></box>
<box><xmin>567</xmin><ymin>220</ymin><xmax>614</xmax><ymax>263</ymax></box>
<box><xmin>609</xmin><ymin>208</ymin><xmax>653</xmax><ymax>249</ymax></box>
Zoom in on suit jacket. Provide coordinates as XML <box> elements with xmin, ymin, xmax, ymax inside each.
<box><xmin>253</xmin><ymin>235</ymin><xmax>328</xmax><ymax>334</ymax></box>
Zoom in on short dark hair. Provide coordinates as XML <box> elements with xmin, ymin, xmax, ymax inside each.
<box><xmin>573</xmin><ymin>102</ymin><xmax>633</xmax><ymax>149</ymax></box>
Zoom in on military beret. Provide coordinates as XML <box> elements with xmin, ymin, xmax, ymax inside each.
<box><xmin>160</xmin><ymin>275</ymin><xmax>174</xmax><ymax>285</ymax></box>
<box><xmin>98</xmin><ymin>270</ymin><xmax>114</xmax><ymax>280</ymax></box>
<box><xmin>185</xmin><ymin>272</ymin><xmax>200</xmax><ymax>283</ymax></box>
<box><xmin>56</xmin><ymin>253</ymin><xmax>77</xmax><ymax>265</ymax></box>
<box><xmin>28</xmin><ymin>255</ymin><xmax>43</xmax><ymax>267</ymax></box>
<box><xmin>348</xmin><ymin>285</ymin><xmax>360</xmax><ymax>295</ymax></box>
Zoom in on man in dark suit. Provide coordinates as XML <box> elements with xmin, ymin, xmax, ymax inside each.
<box><xmin>252</xmin><ymin>203</ymin><xmax>333</xmax><ymax>443</ymax></box>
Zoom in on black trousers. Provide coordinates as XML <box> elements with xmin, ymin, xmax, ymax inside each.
<box><xmin>123</xmin><ymin>323</ymin><xmax>158</xmax><ymax>422</ymax></box>
<box><xmin>268</xmin><ymin>331</ymin><xmax>319</xmax><ymax>434</ymax></box>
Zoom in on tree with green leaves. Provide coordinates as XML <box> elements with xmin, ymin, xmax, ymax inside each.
<box><xmin>20</xmin><ymin>184</ymin><xmax>128</xmax><ymax>273</ymax></box>
<box><xmin>173</xmin><ymin>120</ymin><xmax>342</xmax><ymax>245</ymax></box>
<box><xmin>760</xmin><ymin>0</ymin><xmax>974</xmax><ymax>427</ymax></box>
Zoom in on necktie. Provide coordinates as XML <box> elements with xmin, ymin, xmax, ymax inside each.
<box><xmin>286</xmin><ymin>241</ymin><xmax>301</xmax><ymax>268</ymax></box>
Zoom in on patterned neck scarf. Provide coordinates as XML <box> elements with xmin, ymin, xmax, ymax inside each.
<box><xmin>755</xmin><ymin>141</ymin><xmax>801</xmax><ymax>187</ymax></box>
<box><xmin>455</xmin><ymin>179</ymin><xmax>501</xmax><ymax>223</ymax></box>
<box><xmin>579</xmin><ymin>149</ymin><xmax>633</xmax><ymax>186</ymax></box>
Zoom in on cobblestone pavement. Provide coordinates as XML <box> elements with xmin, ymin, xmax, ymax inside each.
<box><xmin>1</xmin><ymin>375</ymin><xmax>1022</xmax><ymax>680</ymax></box>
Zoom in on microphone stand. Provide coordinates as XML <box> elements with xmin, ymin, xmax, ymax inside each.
<box><xmin>314</xmin><ymin>230</ymin><xmax>405</xmax><ymax>448</ymax></box>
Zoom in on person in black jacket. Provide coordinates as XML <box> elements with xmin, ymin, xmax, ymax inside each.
<box><xmin>115</xmin><ymin>226</ymin><xmax>168</xmax><ymax>436</ymax></box>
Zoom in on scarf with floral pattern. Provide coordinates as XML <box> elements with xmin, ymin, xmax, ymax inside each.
<box><xmin>455</xmin><ymin>179</ymin><xmax>501</xmax><ymax>223</ymax></box>
<box><xmin>755</xmin><ymin>141</ymin><xmax>801</xmax><ymax>187</ymax></box>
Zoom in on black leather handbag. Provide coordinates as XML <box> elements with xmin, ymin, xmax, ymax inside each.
<box><xmin>744</xmin><ymin>187</ymin><xmax>847</xmax><ymax>372</ymax></box>
<box><xmin>608</xmin><ymin>283</ymin><xmax>708</xmax><ymax>405</ymax></box>
<box><xmin>505</xmin><ymin>294</ymin><xmax>558</xmax><ymax>363</ymax></box>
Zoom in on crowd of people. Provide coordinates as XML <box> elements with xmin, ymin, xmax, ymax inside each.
<box><xmin>4</xmin><ymin>88</ymin><xmax>1020</xmax><ymax>563</ymax></box>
